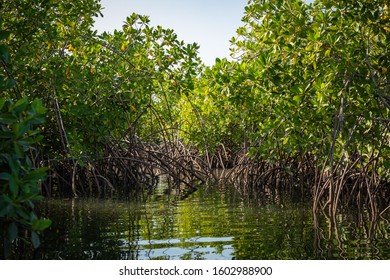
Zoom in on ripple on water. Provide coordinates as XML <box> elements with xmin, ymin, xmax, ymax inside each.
<box><xmin>119</xmin><ymin>236</ymin><xmax>234</xmax><ymax>260</ymax></box>
<box><xmin>25</xmin><ymin>184</ymin><xmax>390</xmax><ymax>260</ymax></box>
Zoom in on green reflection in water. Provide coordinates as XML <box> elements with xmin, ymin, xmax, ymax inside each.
<box><xmin>15</xmin><ymin>181</ymin><xmax>390</xmax><ymax>260</ymax></box>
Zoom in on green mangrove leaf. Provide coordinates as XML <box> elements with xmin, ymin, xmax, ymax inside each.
<box><xmin>8</xmin><ymin>222</ymin><xmax>18</xmax><ymax>242</ymax></box>
<box><xmin>32</xmin><ymin>219</ymin><xmax>52</xmax><ymax>232</ymax></box>
<box><xmin>31</xmin><ymin>231</ymin><xmax>40</xmax><ymax>248</ymax></box>
<box><xmin>0</xmin><ymin>172</ymin><xmax>10</xmax><ymax>181</ymax></box>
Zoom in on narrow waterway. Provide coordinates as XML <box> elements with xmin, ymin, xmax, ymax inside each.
<box><xmin>24</xmin><ymin>179</ymin><xmax>390</xmax><ymax>260</ymax></box>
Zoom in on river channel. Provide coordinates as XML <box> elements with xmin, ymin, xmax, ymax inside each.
<box><xmin>27</xmin><ymin>178</ymin><xmax>390</xmax><ymax>260</ymax></box>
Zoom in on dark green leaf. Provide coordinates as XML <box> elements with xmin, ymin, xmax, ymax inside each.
<box><xmin>0</xmin><ymin>30</ymin><xmax>11</xmax><ymax>40</ymax></box>
<box><xmin>0</xmin><ymin>172</ymin><xmax>10</xmax><ymax>181</ymax></box>
<box><xmin>24</xmin><ymin>167</ymin><xmax>48</xmax><ymax>182</ymax></box>
<box><xmin>6</xmin><ymin>78</ymin><xmax>15</xmax><ymax>89</ymax></box>
<box><xmin>0</xmin><ymin>113</ymin><xmax>17</xmax><ymax>124</ymax></box>
<box><xmin>31</xmin><ymin>231</ymin><xmax>40</xmax><ymax>248</ymax></box>
<box><xmin>0</xmin><ymin>45</ymin><xmax>10</xmax><ymax>64</ymax></box>
<box><xmin>15</xmin><ymin>207</ymin><xmax>31</xmax><ymax>221</ymax></box>
<box><xmin>13</xmin><ymin>98</ymin><xmax>28</xmax><ymax>115</ymax></box>
<box><xmin>8</xmin><ymin>222</ymin><xmax>18</xmax><ymax>241</ymax></box>
<box><xmin>9</xmin><ymin>173</ymin><xmax>19</xmax><ymax>198</ymax></box>
<box><xmin>0</xmin><ymin>203</ymin><xmax>12</xmax><ymax>217</ymax></box>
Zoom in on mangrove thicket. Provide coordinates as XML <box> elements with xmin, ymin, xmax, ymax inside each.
<box><xmin>1</xmin><ymin>0</ymin><xmax>389</xmax><ymax>256</ymax></box>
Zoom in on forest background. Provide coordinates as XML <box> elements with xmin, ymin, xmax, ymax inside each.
<box><xmin>0</xmin><ymin>0</ymin><xmax>389</xmax><ymax>255</ymax></box>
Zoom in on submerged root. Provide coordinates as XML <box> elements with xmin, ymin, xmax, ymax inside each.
<box><xmin>313</xmin><ymin>156</ymin><xmax>389</xmax><ymax>221</ymax></box>
<box><xmin>213</xmin><ymin>151</ymin><xmax>389</xmax><ymax>218</ymax></box>
<box><xmin>38</xmin><ymin>134</ymin><xmax>389</xmax><ymax>219</ymax></box>
<box><xmin>40</xmin><ymin>136</ymin><xmax>212</xmax><ymax>198</ymax></box>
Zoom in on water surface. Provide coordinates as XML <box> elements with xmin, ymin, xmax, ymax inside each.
<box><xmin>30</xmin><ymin>181</ymin><xmax>390</xmax><ymax>260</ymax></box>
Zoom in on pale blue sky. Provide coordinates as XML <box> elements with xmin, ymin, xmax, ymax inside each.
<box><xmin>93</xmin><ymin>0</ymin><xmax>313</xmax><ymax>66</ymax></box>
<box><xmin>93</xmin><ymin>0</ymin><xmax>247</xmax><ymax>66</ymax></box>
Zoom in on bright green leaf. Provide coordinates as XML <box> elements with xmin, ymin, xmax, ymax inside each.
<box><xmin>32</xmin><ymin>219</ymin><xmax>52</xmax><ymax>232</ymax></box>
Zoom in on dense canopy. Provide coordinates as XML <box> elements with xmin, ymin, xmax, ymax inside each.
<box><xmin>1</xmin><ymin>0</ymin><xmax>389</xmax><ymax>256</ymax></box>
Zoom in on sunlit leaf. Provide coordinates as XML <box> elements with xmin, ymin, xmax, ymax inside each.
<box><xmin>32</xmin><ymin>219</ymin><xmax>52</xmax><ymax>232</ymax></box>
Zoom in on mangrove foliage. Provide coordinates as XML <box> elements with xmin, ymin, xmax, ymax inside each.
<box><xmin>1</xmin><ymin>0</ymin><xmax>389</xmax><ymax>256</ymax></box>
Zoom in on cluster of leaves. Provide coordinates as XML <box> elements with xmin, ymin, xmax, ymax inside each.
<box><xmin>1</xmin><ymin>0</ymin><xmax>389</xmax><ymax>256</ymax></box>
<box><xmin>1</xmin><ymin>9</ymin><xmax>51</xmax><ymax>256</ymax></box>
<box><xmin>1</xmin><ymin>1</ymin><xmax>203</xmax><ymax>255</ymax></box>
<box><xmin>179</xmin><ymin>0</ymin><xmax>390</xmax><ymax>180</ymax></box>
<box><xmin>0</xmin><ymin>97</ymin><xmax>51</xmax><ymax>256</ymax></box>
<box><xmin>1</xmin><ymin>0</ymin><xmax>104</xmax><ymax>157</ymax></box>
<box><xmin>86</xmin><ymin>13</ymin><xmax>202</xmax><ymax>146</ymax></box>
<box><xmin>1</xmin><ymin>0</ymin><xmax>203</xmax><ymax>160</ymax></box>
<box><xmin>178</xmin><ymin>58</ymin><xmax>246</xmax><ymax>154</ymax></box>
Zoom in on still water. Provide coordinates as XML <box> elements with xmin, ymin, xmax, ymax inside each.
<box><xmin>32</xmin><ymin>180</ymin><xmax>389</xmax><ymax>260</ymax></box>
